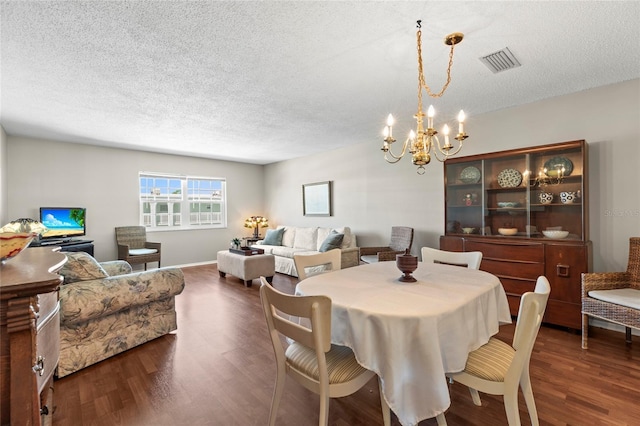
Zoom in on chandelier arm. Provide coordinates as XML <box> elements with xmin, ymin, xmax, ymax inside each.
<box><xmin>432</xmin><ymin>140</ymin><xmax>464</xmax><ymax>162</ymax></box>
<box><xmin>383</xmin><ymin>138</ymin><xmax>410</xmax><ymax>162</ymax></box>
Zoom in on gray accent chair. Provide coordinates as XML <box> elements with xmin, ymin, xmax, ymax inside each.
<box><xmin>360</xmin><ymin>226</ymin><xmax>414</xmax><ymax>263</ymax></box>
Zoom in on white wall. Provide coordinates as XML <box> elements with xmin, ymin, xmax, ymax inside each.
<box><xmin>6</xmin><ymin>138</ymin><xmax>265</xmax><ymax>265</ymax></box>
<box><xmin>265</xmin><ymin>79</ymin><xmax>640</xmax><ymax>273</ymax></box>
<box><xmin>0</xmin><ymin>126</ymin><xmax>7</xmax><ymax>225</ymax></box>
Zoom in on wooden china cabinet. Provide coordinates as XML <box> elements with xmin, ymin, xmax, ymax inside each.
<box><xmin>440</xmin><ymin>139</ymin><xmax>592</xmax><ymax>329</ymax></box>
<box><xmin>0</xmin><ymin>247</ymin><xmax>66</xmax><ymax>426</ymax></box>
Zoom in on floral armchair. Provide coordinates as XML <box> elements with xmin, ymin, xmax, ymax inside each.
<box><xmin>57</xmin><ymin>252</ymin><xmax>185</xmax><ymax>377</ymax></box>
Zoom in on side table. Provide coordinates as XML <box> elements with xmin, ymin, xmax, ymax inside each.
<box><xmin>244</xmin><ymin>237</ymin><xmax>261</xmax><ymax>246</ymax></box>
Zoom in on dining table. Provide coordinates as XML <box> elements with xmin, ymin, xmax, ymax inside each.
<box><xmin>295</xmin><ymin>260</ymin><xmax>511</xmax><ymax>426</ymax></box>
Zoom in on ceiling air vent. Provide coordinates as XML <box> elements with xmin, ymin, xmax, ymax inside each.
<box><xmin>480</xmin><ymin>47</ymin><xmax>521</xmax><ymax>73</ymax></box>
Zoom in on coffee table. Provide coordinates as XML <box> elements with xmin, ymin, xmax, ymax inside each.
<box><xmin>216</xmin><ymin>250</ymin><xmax>275</xmax><ymax>287</ymax></box>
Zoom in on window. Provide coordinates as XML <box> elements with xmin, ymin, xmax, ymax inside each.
<box><xmin>139</xmin><ymin>173</ymin><xmax>226</xmax><ymax>230</ymax></box>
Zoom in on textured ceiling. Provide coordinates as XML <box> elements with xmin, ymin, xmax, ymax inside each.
<box><xmin>1</xmin><ymin>1</ymin><xmax>639</xmax><ymax>165</ymax></box>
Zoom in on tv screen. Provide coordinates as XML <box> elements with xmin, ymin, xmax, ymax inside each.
<box><xmin>40</xmin><ymin>207</ymin><xmax>86</xmax><ymax>239</ymax></box>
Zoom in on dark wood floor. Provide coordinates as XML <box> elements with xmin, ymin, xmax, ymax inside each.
<box><xmin>53</xmin><ymin>264</ymin><xmax>640</xmax><ymax>425</ymax></box>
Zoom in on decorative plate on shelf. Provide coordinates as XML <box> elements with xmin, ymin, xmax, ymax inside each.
<box><xmin>459</xmin><ymin>166</ymin><xmax>481</xmax><ymax>184</ymax></box>
<box><xmin>544</xmin><ymin>156</ymin><xmax>573</xmax><ymax>177</ymax></box>
<box><xmin>497</xmin><ymin>168</ymin><xmax>523</xmax><ymax>188</ymax></box>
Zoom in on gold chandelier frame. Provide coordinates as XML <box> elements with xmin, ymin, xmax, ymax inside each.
<box><xmin>381</xmin><ymin>20</ymin><xmax>469</xmax><ymax>174</ymax></box>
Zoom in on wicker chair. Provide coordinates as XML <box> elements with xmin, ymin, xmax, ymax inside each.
<box><xmin>360</xmin><ymin>226</ymin><xmax>414</xmax><ymax>263</ymax></box>
<box><xmin>115</xmin><ymin>226</ymin><xmax>161</xmax><ymax>270</ymax></box>
<box><xmin>581</xmin><ymin>237</ymin><xmax>640</xmax><ymax>349</ymax></box>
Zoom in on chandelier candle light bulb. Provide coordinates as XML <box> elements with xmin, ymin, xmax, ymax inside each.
<box><xmin>458</xmin><ymin>110</ymin><xmax>465</xmax><ymax>135</ymax></box>
<box><xmin>427</xmin><ymin>105</ymin><xmax>435</xmax><ymax>129</ymax></box>
<box><xmin>443</xmin><ymin>124</ymin><xmax>450</xmax><ymax>148</ymax></box>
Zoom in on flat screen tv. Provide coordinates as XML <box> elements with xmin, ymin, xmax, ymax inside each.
<box><xmin>39</xmin><ymin>207</ymin><xmax>86</xmax><ymax>239</ymax></box>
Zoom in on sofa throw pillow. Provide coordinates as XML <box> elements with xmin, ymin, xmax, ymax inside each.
<box><xmin>319</xmin><ymin>232</ymin><xmax>344</xmax><ymax>252</ymax></box>
<box><xmin>59</xmin><ymin>252</ymin><xmax>108</xmax><ymax>284</ymax></box>
<box><xmin>293</xmin><ymin>227</ymin><xmax>318</xmax><ymax>250</ymax></box>
<box><xmin>262</xmin><ymin>228</ymin><xmax>285</xmax><ymax>246</ymax></box>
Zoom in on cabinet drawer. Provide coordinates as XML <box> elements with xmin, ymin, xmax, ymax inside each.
<box><xmin>36</xmin><ymin>292</ymin><xmax>58</xmax><ymax>328</ymax></box>
<box><xmin>36</xmin><ymin>302</ymin><xmax>60</xmax><ymax>394</ymax></box>
<box><xmin>482</xmin><ymin>258</ymin><xmax>545</xmax><ymax>281</ymax></box>
<box><xmin>465</xmin><ymin>240</ymin><xmax>545</xmax><ymax>262</ymax></box>
<box><xmin>498</xmin><ymin>276</ymin><xmax>537</xmax><ymax>297</ymax></box>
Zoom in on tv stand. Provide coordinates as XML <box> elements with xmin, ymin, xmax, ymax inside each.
<box><xmin>32</xmin><ymin>239</ymin><xmax>94</xmax><ymax>256</ymax></box>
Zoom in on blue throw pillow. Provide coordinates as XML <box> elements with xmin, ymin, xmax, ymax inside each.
<box><xmin>319</xmin><ymin>232</ymin><xmax>344</xmax><ymax>252</ymax></box>
<box><xmin>262</xmin><ymin>228</ymin><xmax>285</xmax><ymax>246</ymax></box>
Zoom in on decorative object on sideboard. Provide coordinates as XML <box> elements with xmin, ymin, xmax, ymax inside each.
<box><xmin>560</xmin><ymin>191</ymin><xmax>580</xmax><ymax>204</ymax></box>
<box><xmin>244</xmin><ymin>216</ymin><xmax>269</xmax><ymax>238</ymax></box>
<box><xmin>542</xmin><ymin>230</ymin><xmax>569</xmax><ymax>239</ymax></box>
<box><xmin>498</xmin><ymin>227</ymin><xmax>518</xmax><ymax>236</ymax></box>
<box><xmin>459</xmin><ymin>166</ymin><xmax>481</xmax><ymax>184</ymax></box>
<box><xmin>381</xmin><ymin>20</ymin><xmax>469</xmax><ymax>174</ymax></box>
<box><xmin>497</xmin><ymin>168</ymin><xmax>523</xmax><ymax>188</ymax></box>
<box><xmin>534</xmin><ymin>156</ymin><xmax>573</xmax><ymax>187</ymax></box>
<box><xmin>539</xmin><ymin>192</ymin><xmax>554</xmax><ymax>204</ymax></box>
<box><xmin>0</xmin><ymin>218</ymin><xmax>49</xmax><ymax>262</ymax></box>
<box><xmin>497</xmin><ymin>201</ymin><xmax>521</xmax><ymax>208</ymax></box>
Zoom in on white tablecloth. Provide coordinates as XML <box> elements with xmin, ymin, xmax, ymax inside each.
<box><xmin>295</xmin><ymin>261</ymin><xmax>511</xmax><ymax>426</ymax></box>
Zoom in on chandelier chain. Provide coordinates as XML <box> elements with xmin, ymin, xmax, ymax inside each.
<box><xmin>416</xmin><ymin>29</ymin><xmax>457</xmax><ymax>106</ymax></box>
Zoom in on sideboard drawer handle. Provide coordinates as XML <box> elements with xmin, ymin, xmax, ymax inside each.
<box><xmin>556</xmin><ymin>264</ymin><xmax>570</xmax><ymax>277</ymax></box>
<box><xmin>33</xmin><ymin>356</ymin><xmax>45</xmax><ymax>376</ymax></box>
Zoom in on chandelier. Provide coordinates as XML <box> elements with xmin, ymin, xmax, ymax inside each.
<box><xmin>382</xmin><ymin>20</ymin><xmax>468</xmax><ymax>174</ymax></box>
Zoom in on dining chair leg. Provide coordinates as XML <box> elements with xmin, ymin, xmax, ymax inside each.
<box><xmin>268</xmin><ymin>367</ymin><xmax>286</xmax><ymax>426</ymax></box>
<box><xmin>436</xmin><ymin>412</ymin><xmax>448</xmax><ymax>426</ymax></box>
<box><xmin>503</xmin><ymin>391</ymin><xmax>522</xmax><ymax>426</ymax></box>
<box><xmin>378</xmin><ymin>378</ymin><xmax>391</xmax><ymax>426</ymax></box>
<box><xmin>468</xmin><ymin>387</ymin><xmax>482</xmax><ymax>406</ymax></box>
<box><xmin>319</xmin><ymin>395</ymin><xmax>330</xmax><ymax>426</ymax></box>
<box><xmin>520</xmin><ymin>371</ymin><xmax>539</xmax><ymax>426</ymax></box>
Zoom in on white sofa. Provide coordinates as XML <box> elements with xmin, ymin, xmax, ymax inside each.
<box><xmin>253</xmin><ymin>226</ymin><xmax>359</xmax><ymax>277</ymax></box>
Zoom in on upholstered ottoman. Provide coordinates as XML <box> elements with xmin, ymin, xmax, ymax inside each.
<box><xmin>216</xmin><ymin>250</ymin><xmax>275</xmax><ymax>287</ymax></box>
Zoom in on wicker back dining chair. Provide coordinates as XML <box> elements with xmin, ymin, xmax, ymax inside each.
<box><xmin>360</xmin><ymin>226</ymin><xmax>414</xmax><ymax>263</ymax></box>
<box><xmin>443</xmin><ymin>276</ymin><xmax>550</xmax><ymax>426</ymax></box>
<box><xmin>115</xmin><ymin>226</ymin><xmax>161</xmax><ymax>270</ymax></box>
<box><xmin>259</xmin><ymin>278</ymin><xmax>390</xmax><ymax>426</ymax></box>
<box><xmin>421</xmin><ymin>247</ymin><xmax>483</xmax><ymax>270</ymax></box>
<box><xmin>294</xmin><ymin>249</ymin><xmax>341</xmax><ymax>281</ymax></box>
<box><xmin>581</xmin><ymin>237</ymin><xmax>640</xmax><ymax>349</ymax></box>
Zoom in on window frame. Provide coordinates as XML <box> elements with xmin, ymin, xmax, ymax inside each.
<box><xmin>139</xmin><ymin>172</ymin><xmax>227</xmax><ymax>231</ymax></box>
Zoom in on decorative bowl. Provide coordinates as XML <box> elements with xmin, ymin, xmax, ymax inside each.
<box><xmin>560</xmin><ymin>191</ymin><xmax>578</xmax><ymax>204</ymax></box>
<box><xmin>462</xmin><ymin>227</ymin><xmax>475</xmax><ymax>234</ymax></box>
<box><xmin>542</xmin><ymin>230</ymin><xmax>569</xmax><ymax>239</ymax></box>
<box><xmin>497</xmin><ymin>201</ymin><xmax>520</xmax><ymax>208</ymax></box>
<box><xmin>538</xmin><ymin>192</ymin><xmax>554</xmax><ymax>204</ymax></box>
<box><xmin>1</xmin><ymin>232</ymin><xmax>36</xmax><ymax>262</ymax></box>
<box><xmin>498</xmin><ymin>228</ymin><xmax>518</xmax><ymax>236</ymax></box>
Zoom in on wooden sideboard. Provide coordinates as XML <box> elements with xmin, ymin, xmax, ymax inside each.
<box><xmin>0</xmin><ymin>247</ymin><xmax>66</xmax><ymax>426</ymax></box>
<box><xmin>442</xmin><ymin>140</ymin><xmax>591</xmax><ymax>329</ymax></box>
<box><xmin>440</xmin><ymin>236</ymin><xmax>591</xmax><ymax>329</ymax></box>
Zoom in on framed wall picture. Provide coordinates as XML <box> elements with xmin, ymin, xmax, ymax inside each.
<box><xmin>303</xmin><ymin>181</ymin><xmax>332</xmax><ymax>216</ymax></box>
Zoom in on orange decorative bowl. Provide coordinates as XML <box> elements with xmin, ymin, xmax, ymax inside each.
<box><xmin>1</xmin><ymin>232</ymin><xmax>36</xmax><ymax>262</ymax></box>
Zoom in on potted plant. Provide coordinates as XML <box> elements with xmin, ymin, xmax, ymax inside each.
<box><xmin>230</xmin><ymin>238</ymin><xmax>242</xmax><ymax>250</ymax></box>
